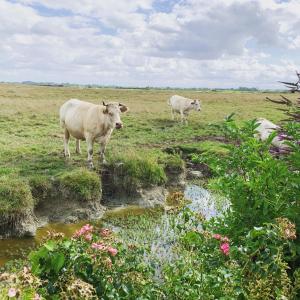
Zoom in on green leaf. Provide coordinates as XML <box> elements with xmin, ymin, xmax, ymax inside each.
<box><xmin>44</xmin><ymin>240</ymin><xmax>56</xmax><ymax>252</ymax></box>
<box><xmin>51</xmin><ymin>252</ymin><xmax>65</xmax><ymax>274</ymax></box>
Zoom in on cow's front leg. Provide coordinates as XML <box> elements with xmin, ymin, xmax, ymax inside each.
<box><xmin>64</xmin><ymin>128</ymin><xmax>71</xmax><ymax>158</ymax></box>
<box><xmin>86</xmin><ymin>138</ymin><xmax>94</xmax><ymax>169</ymax></box>
<box><xmin>180</xmin><ymin>110</ymin><xmax>185</xmax><ymax>124</ymax></box>
<box><xmin>183</xmin><ymin>112</ymin><xmax>189</xmax><ymax>125</ymax></box>
<box><xmin>99</xmin><ymin>142</ymin><xmax>107</xmax><ymax>164</ymax></box>
<box><xmin>76</xmin><ymin>139</ymin><xmax>81</xmax><ymax>154</ymax></box>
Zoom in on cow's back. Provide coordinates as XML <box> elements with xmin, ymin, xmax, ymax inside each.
<box><xmin>169</xmin><ymin>95</ymin><xmax>189</xmax><ymax>111</ymax></box>
<box><xmin>60</xmin><ymin>99</ymin><xmax>96</xmax><ymax>140</ymax></box>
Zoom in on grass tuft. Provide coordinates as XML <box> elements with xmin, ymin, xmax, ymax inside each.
<box><xmin>107</xmin><ymin>151</ymin><xmax>167</xmax><ymax>194</ymax></box>
<box><xmin>58</xmin><ymin>168</ymin><xmax>101</xmax><ymax>202</ymax></box>
<box><xmin>29</xmin><ymin>175</ymin><xmax>52</xmax><ymax>205</ymax></box>
<box><xmin>0</xmin><ymin>177</ymin><xmax>34</xmax><ymax>214</ymax></box>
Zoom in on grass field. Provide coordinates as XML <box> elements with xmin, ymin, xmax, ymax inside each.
<box><xmin>0</xmin><ymin>83</ymin><xmax>294</xmax><ymax>178</ymax></box>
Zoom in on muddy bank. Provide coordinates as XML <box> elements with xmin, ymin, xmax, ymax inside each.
<box><xmin>0</xmin><ymin>160</ymin><xmax>188</xmax><ymax>239</ymax></box>
<box><xmin>0</xmin><ymin>150</ymin><xmax>212</xmax><ymax>239</ymax></box>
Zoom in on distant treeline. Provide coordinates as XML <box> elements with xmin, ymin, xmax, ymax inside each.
<box><xmin>0</xmin><ymin>81</ymin><xmax>286</xmax><ymax>93</ymax></box>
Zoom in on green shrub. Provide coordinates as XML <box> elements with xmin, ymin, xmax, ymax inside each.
<box><xmin>58</xmin><ymin>168</ymin><xmax>101</xmax><ymax>202</ymax></box>
<box><xmin>107</xmin><ymin>152</ymin><xmax>167</xmax><ymax>194</ymax></box>
<box><xmin>194</xmin><ymin>117</ymin><xmax>300</xmax><ymax>238</ymax></box>
<box><xmin>0</xmin><ymin>176</ymin><xmax>33</xmax><ymax>214</ymax></box>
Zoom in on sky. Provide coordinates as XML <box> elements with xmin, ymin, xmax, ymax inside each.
<box><xmin>0</xmin><ymin>0</ymin><xmax>299</xmax><ymax>89</ymax></box>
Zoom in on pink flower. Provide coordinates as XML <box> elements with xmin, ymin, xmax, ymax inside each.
<box><xmin>82</xmin><ymin>224</ymin><xmax>93</xmax><ymax>232</ymax></box>
<box><xmin>220</xmin><ymin>243</ymin><xmax>230</xmax><ymax>256</ymax></box>
<box><xmin>221</xmin><ymin>236</ymin><xmax>230</xmax><ymax>242</ymax></box>
<box><xmin>73</xmin><ymin>224</ymin><xmax>93</xmax><ymax>238</ymax></box>
<box><xmin>34</xmin><ymin>293</ymin><xmax>42</xmax><ymax>300</ymax></box>
<box><xmin>212</xmin><ymin>234</ymin><xmax>222</xmax><ymax>240</ymax></box>
<box><xmin>100</xmin><ymin>228</ymin><xmax>112</xmax><ymax>237</ymax></box>
<box><xmin>84</xmin><ymin>233</ymin><xmax>92</xmax><ymax>241</ymax></box>
<box><xmin>91</xmin><ymin>242</ymin><xmax>107</xmax><ymax>251</ymax></box>
<box><xmin>8</xmin><ymin>288</ymin><xmax>17</xmax><ymax>298</ymax></box>
<box><xmin>107</xmin><ymin>247</ymin><xmax>118</xmax><ymax>256</ymax></box>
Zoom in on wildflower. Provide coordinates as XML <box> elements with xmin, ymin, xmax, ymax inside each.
<box><xmin>8</xmin><ymin>288</ymin><xmax>17</xmax><ymax>298</ymax></box>
<box><xmin>82</xmin><ymin>224</ymin><xmax>93</xmax><ymax>232</ymax></box>
<box><xmin>100</xmin><ymin>228</ymin><xmax>112</xmax><ymax>237</ymax></box>
<box><xmin>73</xmin><ymin>224</ymin><xmax>93</xmax><ymax>238</ymax></box>
<box><xmin>276</xmin><ymin>218</ymin><xmax>297</xmax><ymax>240</ymax></box>
<box><xmin>220</xmin><ymin>243</ymin><xmax>230</xmax><ymax>256</ymax></box>
<box><xmin>84</xmin><ymin>233</ymin><xmax>92</xmax><ymax>241</ymax></box>
<box><xmin>107</xmin><ymin>247</ymin><xmax>118</xmax><ymax>256</ymax></box>
<box><xmin>212</xmin><ymin>234</ymin><xmax>221</xmax><ymax>240</ymax></box>
<box><xmin>221</xmin><ymin>236</ymin><xmax>230</xmax><ymax>242</ymax></box>
<box><xmin>91</xmin><ymin>242</ymin><xmax>107</xmax><ymax>251</ymax></box>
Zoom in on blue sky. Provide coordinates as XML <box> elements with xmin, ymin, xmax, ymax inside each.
<box><xmin>0</xmin><ymin>0</ymin><xmax>299</xmax><ymax>88</ymax></box>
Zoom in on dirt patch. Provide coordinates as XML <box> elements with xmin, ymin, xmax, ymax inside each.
<box><xmin>0</xmin><ymin>210</ymin><xmax>36</xmax><ymax>239</ymax></box>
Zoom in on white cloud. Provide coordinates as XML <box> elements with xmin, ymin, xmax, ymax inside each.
<box><xmin>0</xmin><ymin>0</ymin><xmax>299</xmax><ymax>88</ymax></box>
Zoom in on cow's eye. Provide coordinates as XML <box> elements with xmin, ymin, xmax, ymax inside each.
<box><xmin>109</xmin><ymin>112</ymin><xmax>114</xmax><ymax>117</ymax></box>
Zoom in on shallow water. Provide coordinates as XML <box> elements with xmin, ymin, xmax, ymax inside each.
<box><xmin>0</xmin><ymin>185</ymin><xmax>220</xmax><ymax>267</ymax></box>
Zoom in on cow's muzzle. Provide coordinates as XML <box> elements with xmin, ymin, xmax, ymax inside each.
<box><xmin>115</xmin><ymin>122</ymin><xmax>123</xmax><ymax>129</ymax></box>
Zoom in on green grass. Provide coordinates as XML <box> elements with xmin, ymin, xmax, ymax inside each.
<box><xmin>0</xmin><ymin>177</ymin><xmax>33</xmax><ymax>214</ymax></box>
<box><xmin>0</xmin><ymin>83</ymin><xmax>296</xmax><ymax>211</ymax></box>
<box><xmin>106</xmin><ymin>151</ymin><xmax>167</xmax><ymax>194</ymax></box>
<box><xmin>58</xmin><ymin>168</ymin><xmax>101</xmax><ymax>202</ymax></box>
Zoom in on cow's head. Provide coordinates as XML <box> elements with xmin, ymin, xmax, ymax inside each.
<box><xmin>102</xmin><ymin>101</ymin><xmax>128</xmax><ymax>129</ymax></box>
<box><xmin>191</xmin><ymin>99</ymin><xmax>201</xmax><ymax>111</ymax></box>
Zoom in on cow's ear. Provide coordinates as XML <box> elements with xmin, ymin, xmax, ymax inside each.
<box><xmin>102</xmin><ymin>101</ymin><xmax>107</xmax><ymax>106</ymax></box>
<box><xmin>119</xmin><ymin>103</ymin><xmax>128</xmax><ymax>113</ymax></box>
<box><xmin>191</xmin><ymin>100</ymin><xmax>196</xmax><ymax>104</ymax></box>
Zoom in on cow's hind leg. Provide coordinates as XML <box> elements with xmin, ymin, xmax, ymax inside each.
<box><xmin>64</xmin><ymin>128</ymin><xmax>71</xmax><ymax>158</ymax></box>
<box><xmin>86</xmin><ymin>138</ymin><xmax>94</xmax><ymax>169</ymax></box>
<box><xmin>76</xmin><ymin>139</ymin><xmax>81</xmax><ymax>154</ymax></box>
<box><xmin>171</xmin><ymin>108</ymin><xmax>175</xmax><ymax>120</ymax></box>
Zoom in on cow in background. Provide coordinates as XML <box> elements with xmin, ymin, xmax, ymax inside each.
<box><xmin>168</xmin><ymin>95</ymin><xmax>201</xmax><ymax>124</ymax></box>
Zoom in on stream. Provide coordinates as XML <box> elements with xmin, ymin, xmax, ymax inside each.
<box><xmin>0</xmin><ymin>185</ymin><xmax>221</xmax><ymax>267</ymax></box>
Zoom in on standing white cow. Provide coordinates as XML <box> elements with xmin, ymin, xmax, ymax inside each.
<box><xmin>59</xmin><ymin>99</ymin><xmax>128</xmax><ymax>168</ymax></box>
<box><xmin>168</xmin><ymin>95</ymin><xmax>201</xmax><ymax>124</ymax></box>
<box><xmin>255</xmin><ymin>118</ymin><xmax>287</xmax><ymax>149</ymax></box>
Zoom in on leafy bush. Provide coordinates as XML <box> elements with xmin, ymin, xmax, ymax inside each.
<box><xmin>58</xmin><ymin>168</ymin><xmax>101</xmax><ymax>202</ymax></box>
<box><xmin>193</xmin><ymin>117</ymin><xmax>300</xmax><ymax>238</ymax></box>
<box><xmin>0</xmin><ymin>176</ymin><xmax>33</xmax><ymax>214</ymax></box>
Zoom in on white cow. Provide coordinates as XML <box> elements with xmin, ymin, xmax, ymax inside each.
<box><xmin>168</xmin><ymin>95</ymin><xmax>201</xmax><ymax>124</ymax></box>
<box><xmin>255</xmin><ymin>118</ymin><xmax>287</xmax><ymax>149</ymax></box>
<box><xmin>59</xmin><ymin>99</ymin><xmax>128</xmax><ymax>168</ymax></box>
